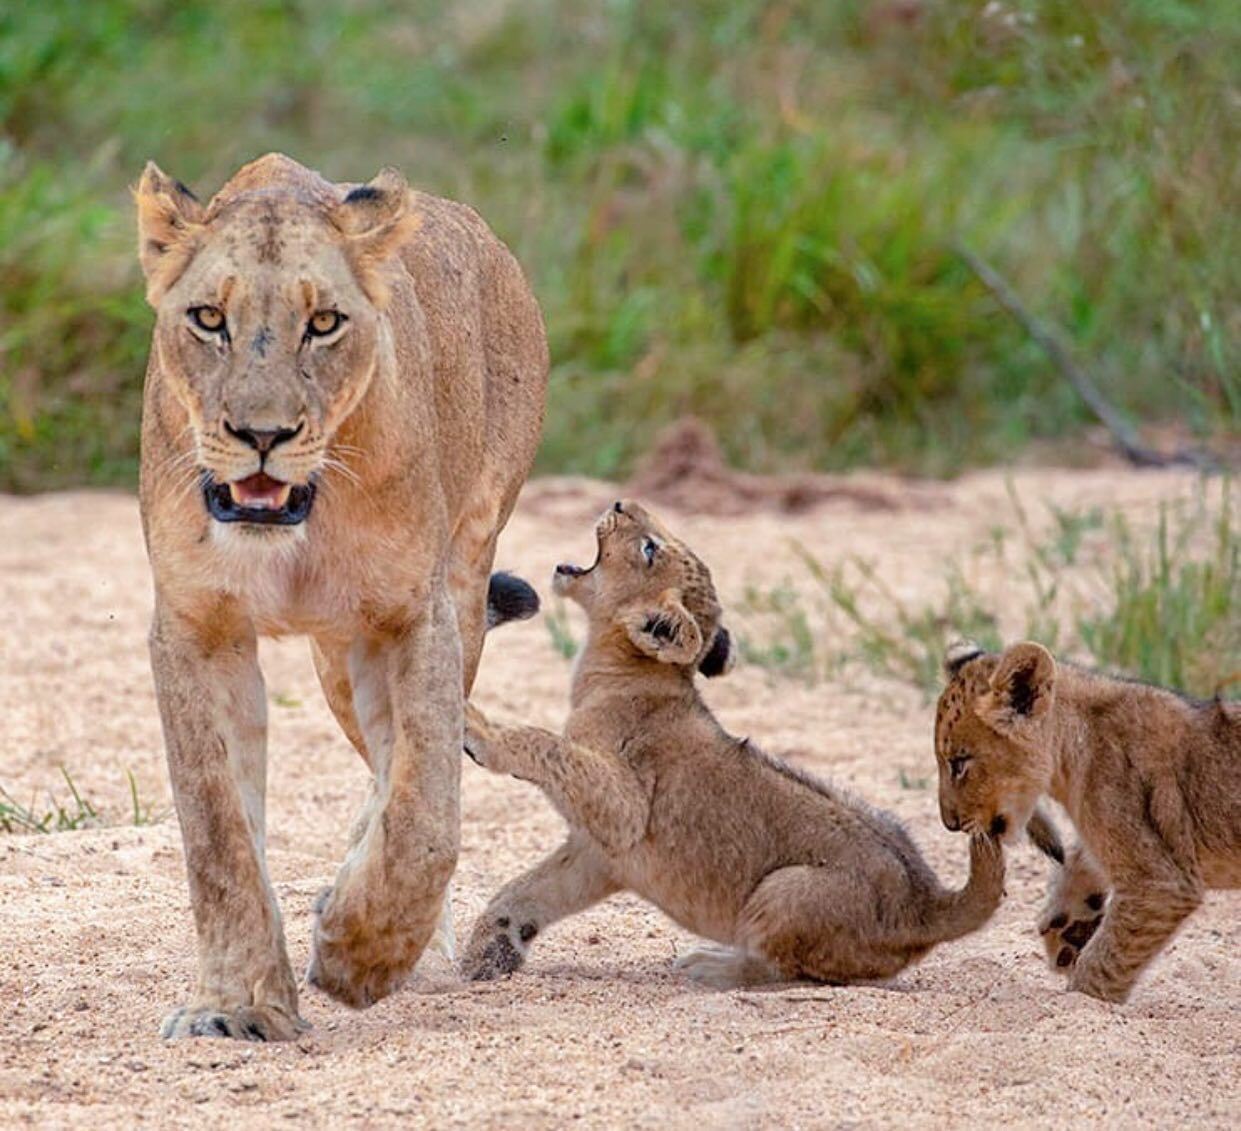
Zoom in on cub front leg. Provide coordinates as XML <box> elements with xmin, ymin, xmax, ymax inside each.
<box><xmin>464</xmin><ymin>706</ymin><xmax>651</xmax><ymax>853</ymax></box>
<box><xmin>307</xmin><ymin>583</ymin><xmax>464</xmax><ymax>1008</ymax></box>
<box><xmin>1069</xmin><ymin>880</ymin><xmax>1202</xmax><ymax>1003</ymax></box>
<box><xmin>151</xmin><ymin>602</ymin><xmax>303</xmax><ymax>1041</ymax></box>
<box><xmin>463</xmin><ymin>834</ymin><xmax>618</xmax><ymax>980</ymax></box>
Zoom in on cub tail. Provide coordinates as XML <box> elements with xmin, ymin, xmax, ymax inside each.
<box><xmin>927</xmin><ymin>834</ymin><xmax>1006</xmax><ymax>944</ymax></box>
<box><xmin>486</xmin><ymin>571</ymin><xmax>540</xmax><ymax>630</ymax></box>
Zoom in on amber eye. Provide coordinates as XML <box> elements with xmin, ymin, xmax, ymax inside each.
<box><xmin>949</xmin><ymin>755</ymin><xmax>972</xmax><ymax>781</ymax></box>
<box><xmin>307</xmin><ymin>310</ymin><xmax>345</xmax><ymax>338</ymax></box>
<box><xmin>189</xmin><ymin>306</ymin><xmax>226</xmax><ymax>334</ymax></box>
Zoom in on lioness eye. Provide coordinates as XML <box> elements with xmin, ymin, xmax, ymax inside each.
<box><xmin>189</xmin><ymin>306</ymin><xmax>226</xmax><ymax>333</ymax></box>
<box><xmin>949</xmin><ymin>755</ymin><xmax>971</xmax><ymax>780</ymax></box>
<box><xmin>307</xmin><ymin>310</ymin><xmax>345</xmax><ymax>337</ymax></box>
<box><xmin>642</xmin><ymin>537</ymin><xmax>658</xmax><ymax>565</ymax></box>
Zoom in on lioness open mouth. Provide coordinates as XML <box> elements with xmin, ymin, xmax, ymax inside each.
<box><xmin>203</xmin><ymin>471</ymin><xmax>316</xmax><ymax>526</ymax></box>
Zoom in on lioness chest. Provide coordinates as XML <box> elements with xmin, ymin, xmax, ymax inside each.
<box><xmin>204</xmin><ymin>527</ymin><xmax>427</xmax><ymax>639</ymax></box>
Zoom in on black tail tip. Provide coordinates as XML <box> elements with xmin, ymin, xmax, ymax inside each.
<box><xmin>486</xmin><ymin>571</ymin><xmax>540</xmax><ymax>630</ymax></box>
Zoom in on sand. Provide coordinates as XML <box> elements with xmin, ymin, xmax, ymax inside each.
<box><xmin>0</xmin><ymin>468</ymin><xmax>1237</xmax><ymax>1128</ymax></box>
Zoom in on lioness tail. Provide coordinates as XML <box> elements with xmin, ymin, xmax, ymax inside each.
<box><xmin>486</xmin><ymin>571</ymin><xmax>540</xmax><ymax>630</ymax></box>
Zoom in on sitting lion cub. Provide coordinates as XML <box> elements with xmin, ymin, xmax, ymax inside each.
<box><xmin>462</xmin><ymin>501</ymin><xmax>1005</xmax><ymax>988</ymax></box>
<box><xmin>935</xmin><ymin>640</ymin><xmax>1240</xmax><ymax>1003</ymax></box>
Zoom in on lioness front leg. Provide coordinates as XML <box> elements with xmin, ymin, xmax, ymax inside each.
<box><xmin>463</xmin><ymin>834</ymin><xmax>619</xmax><ymax>980</ymax></box>
<box><xmin>307</xmin><ymin>584</ymin><xmax>463</xmax><ymax>1008</ymax></box>
<box><xmin>151</xmin><ymin>603</ymin><xmax>303</xmax><ymax>1041</ymax></box>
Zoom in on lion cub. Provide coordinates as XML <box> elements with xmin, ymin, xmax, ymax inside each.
<box><xmin>462</xmin><ymin>501</ymin><xmax>1006</xmax><ymax>988</ymax></box>
<box><xmin>936</xmin><ymin>640</ymin><xmax>1240</xmax><ymax>1003</ymax></box>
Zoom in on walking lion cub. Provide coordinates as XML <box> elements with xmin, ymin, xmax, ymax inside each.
<box><xmin>462</xmin><ymin>501</ymin><xmax>1005</xmax><ymax>987</ymax></box>
<box><xmin>936</xmin><ymin>641</ymin><xmax>1240</xmax><ymax>1003</ymax></box>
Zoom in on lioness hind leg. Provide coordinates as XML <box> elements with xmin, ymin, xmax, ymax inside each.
<box><xmin>1039</xmin><ymin>844</ymin><xmax>1110</xmax><ymax>973</ymax></box>
<box><xmin>737</xmin><ymin>866</ymin><xmax>914</xmax><ymax>984</ymax></box>
<box><xmin>463</xmin><ymin>835</ymin><xmax>617</xmax><ymax>980</ymax></box>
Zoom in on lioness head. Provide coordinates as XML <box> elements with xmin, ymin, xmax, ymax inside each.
<box><xmin>135</xmin><ymin>155</ymin><xmax>417</xmax><ymax>532</ymax></box>
<box><xmin>552</xmin><ymin>500</ymin><xmax>733</xmax><ymax>677</ymax></box>
<box><xmin>934</xmin><ymin>640</ymin><xmax>1057</xmax><ymax>842</ymax></box>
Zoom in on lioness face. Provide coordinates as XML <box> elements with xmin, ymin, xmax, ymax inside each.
<box><xmin>136</xmin><ymin>164</ymin><xmax>416</xmax><ymax>532</ymax></box>
<box><xmin>935</xmin><ymin>643</ymin><xmax>1057</xmax><ymax>843</ymax></box>
<box><xmin>553</xmin><ymin>501</ymin><xmax>732</xmax><ymax>676</ymax></box>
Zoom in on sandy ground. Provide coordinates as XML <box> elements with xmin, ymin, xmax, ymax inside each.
<box><xmin>0</xmin><ymin>468</ymin><xmax>1237</xmax><ymax>1129</ymax></box>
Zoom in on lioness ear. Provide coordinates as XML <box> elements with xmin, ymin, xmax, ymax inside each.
<box><xmin>620</xmin><ymin>589</ymin><xmax>703</xmax><ymax>667</ymax></box>
<box><xmin>978</xmin><ymin>642</ymin><xmax>1056</xmax><ymax>735</ymax></box>
<box><xmin>134</xmin><ymin>162</ymin><xmax>205</xmax><ymax>305</ymax></box>
<box><xmin>697</xmin><ymin>626</ymin><xmax>735</xmax><ymax>678</ymax></box>
<box><xmin>332</xmin><ymin>167</ymin><xmax>419</xmax><ymax>308</ymax></box>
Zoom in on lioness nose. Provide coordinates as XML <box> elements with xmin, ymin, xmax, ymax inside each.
<box><xmin>225</xmin><ymin>421</ymin><xmax>303</xmax><ymax>454</ymax></box>
<box><xmin>940</xmin><ymin>806</ymin><xmax>961</xmax><ymax>832</ymax></box>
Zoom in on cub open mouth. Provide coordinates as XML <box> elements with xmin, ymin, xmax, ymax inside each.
<box><xmin>203</xmin><ymin>472</ymin><xmax>316</xmax><ymax>526</ymax></box>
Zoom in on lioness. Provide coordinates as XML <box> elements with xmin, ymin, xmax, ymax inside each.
<box><xmin>461</xmin><ymin>502</ymin><xmax>1006</xmax><ymax>987</ymax></box>
<box><xmin>935</xmin><ymin>640</ymin><xmax>1240</xmax><ymax>1003</ymax></box>
<box><xmin>136</xmin><ymin>154</ymin><xmax>547</xmax><ymax>1039</ymax></box>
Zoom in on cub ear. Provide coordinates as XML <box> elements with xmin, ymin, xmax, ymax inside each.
<box><xmin>134</xmin><ymin>162</ymin><xmax>205</xmax><ymax>305</ymax></box>
<box><xmin>944</xmin><ymin>638</ymin><xmax>985</xmax><ymax>678</ymax></box>
<box><xmin>331</xmin><ymin>166</ymin><xmax>419</xmax><ymax>307</ymax></box>
<box><xmin>977</xmin><ymin>641</ymin><xmax>1056</xmax><ymax>735</ymax></box>
<box><xmin>620</xmin><ymin>589</ymin><xmax>703</xmax><ymax>667</ymax></box>
<box><xmin>697</xmin><ymin>626</ymin><xmax>735</xmax><ymax>678</ymax></box>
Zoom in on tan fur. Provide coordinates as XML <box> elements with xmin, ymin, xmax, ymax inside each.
<box><xmin>137</xmin><ymin>154</ymin><xmax>547</xmax><ymax>1039</ymax></box>
<box><xmin>461</xmin><ymin>502</ymin><xmax>1006</xmax><ymax>987</ymax></box>
<box><xmin>935</xmin><ymin>641</ymin><xmax>1240</xmax><ymax>1003</ymax></box>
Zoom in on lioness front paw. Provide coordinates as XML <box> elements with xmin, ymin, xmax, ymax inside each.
<box><xmin>461</xmin><ymin>914</ymin><xmax>537</xmax><ymax>981</ymax></box>
<box><xmin>1040</xmin><ymin>889</ymin><xmax>1107</xmax><ymax>973</ymax></box>
<box><xmin>161</xmin><ymin>1003</ymin><xmax>307</xmax><ymax>1042</ymax></box>
<box><xmin>306</xmin><ymin>887</ymin><xmax>415</xmax><ymax>1009</ymax></box>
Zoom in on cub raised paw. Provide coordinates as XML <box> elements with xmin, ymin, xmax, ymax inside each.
<box><xmin>1039</xmin><ymin>887</ymin><xmax>1107</xmax><ymax>972</ymax></box>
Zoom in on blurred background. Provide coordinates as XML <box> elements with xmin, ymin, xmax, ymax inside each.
<box><xmin>1</xmin><ymin>0</ymin><xmax>1237</xmax><ymax>491</ymax></box>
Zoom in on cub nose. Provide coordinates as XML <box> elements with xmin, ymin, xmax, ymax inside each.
<box><xmin>225</xmin><ymin>421</ymin><xmax>303</xmax><ymax>454</ymax></box>
<box><xmin>940</xmin><ymin>806</ymin><xmax>961</xmax><ymax>832</ymax></box>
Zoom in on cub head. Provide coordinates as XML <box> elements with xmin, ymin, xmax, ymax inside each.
<box><xmin>134</xmin><ymin>155</ymin><xmax>418</xmax><ymax>533</ymax></box>
<box><xmin>934</xmin><ymin>640</ymin><xmax>1057</xmax><ymax>843</ymax></box>
<box><xmin>552</xmin><ymin>500</ymin><xmax>733</xmax><ymax>678</ymax></box>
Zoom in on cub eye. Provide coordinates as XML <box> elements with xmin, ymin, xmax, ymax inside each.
<box><xmin>189</xmin><ymin>306</ymin><xmax>226</xmax><ymax>334</ymax></box>
<box><xmin>641</xmin><ymin>537</ymin><xmax>658</xmax><ymax>565</ymax></box>
<box><xmin>948</xmin><ymin>755</ymin><xmax>972</xmax><ymax>781</ymax></box>
<box><xmin>306</xmin><ymin>310</ymin><xmax>346</xmax><ymax>338</ymax></box>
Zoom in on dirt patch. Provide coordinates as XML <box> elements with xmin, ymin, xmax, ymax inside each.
<box><xmin>0</xmin><ymin>468</ymin><xmax>1236</xmax><ymax>1128</ymax></box>
<box><xmin>626</xmin><ymin>417</ymin><xmax>946</xmax><ymax>515</ymax></box>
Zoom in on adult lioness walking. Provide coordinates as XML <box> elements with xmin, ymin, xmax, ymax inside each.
<box><xmin>135</xmin><ymin>153</ymin><xmax>547</xmax><ymax>1039</ymax></box>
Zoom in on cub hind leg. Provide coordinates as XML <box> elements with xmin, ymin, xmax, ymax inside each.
<box><xmin>463</xmin><ymin>833</ymin><xmax>619</xmax><ymax>980</ymax></box>
<box><xmin>734</xmin><ymin>865</ymin><xmax>917</xmax><ymax>985</ymax></box>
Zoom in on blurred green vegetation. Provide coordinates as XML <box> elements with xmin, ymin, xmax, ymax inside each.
<box><xmin>1</xmin><ymin>0</ymin><xmax>1237</xmax><ymax>489</ymax></box>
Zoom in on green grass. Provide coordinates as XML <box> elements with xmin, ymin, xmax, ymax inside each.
<box><xmin>735</xmin><ymin>483</ymin><xmax>1239</xmax><ymax>699</ymax></box>
<box><xmin>544</xmin><ymin>598</ymin><xmax>580</xmax><ymax>661</ymax></box>
<box><xmin>0</xmin><ymin>767</ymin><xmax>165</xmax><ymax>834</ymax></box>
<box><xmin>1</xmin><ymin>1</ymin><xmax>1238</xmax><ymax>488</ymax></box>
<box><xmin>1078</xmin><ymin>487</ymin><xmax>1238</xmax><ymax>695</ymax></box>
